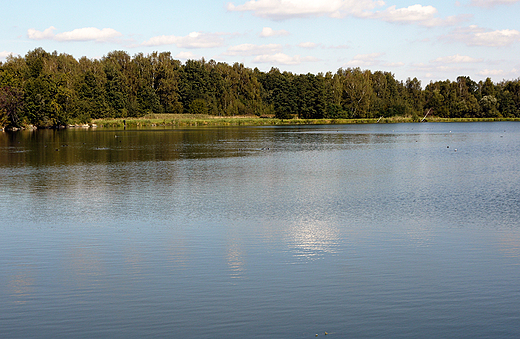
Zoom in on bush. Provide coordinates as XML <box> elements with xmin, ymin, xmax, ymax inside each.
<box><xmin>189</xmin><ymin>99</ymin><xmax>208</xmax><ymax>115</ymax></box>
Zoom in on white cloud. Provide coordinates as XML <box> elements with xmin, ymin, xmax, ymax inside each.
<box><xmin>470</xmin><ymin>0</ymin><xmax>520</xmax><ymax>7</ymax></box>
<box><xmin>432</xmin><ymin>54</ymin><xmax>483</xmax><ymax>63</ymax></box>
<box><xmin>405</xmin><ymin>54</ymin><xmax>486</xmax><ymax>79</ymax></box>
<box><xmin>409</xmin><ymin>62</ymin><xmax>485</xmax><ymax>80</ymax></box>
<box><xmin>224</xmin><ymin>43</ymin><xmax>282</xmax><ymax>56</ymax></box>
<box><xmin>476</xmin><ymin>68</ymin><xmax>520</xmax><ymax>80</ymax></box>
<box><xmin>384</xmin><ymin>62</ymin><xmax>405</xmax><ymax>67</ymax></box>
<box><xmin>445</xmin><ymin>25</ymin><xmax>520</xmax><ymax>47</ymax></box>
<box><xmin>365</xmin><ymin>4</ymin><xmax>469</xmax><ymax>26</ymax></box>
<box><xmin>27</xmin><ymin>26</ymin><xmax>56</xmax><ymax>40</ymax></box>
<box><xmin>27</xmin><ymin>26</ymin><xmax>122</xmax><ymax>42</ymax></box>
<box><xmin>253</xmin><ymin>53</ymin><xmax>319</xmax><ymax>65</ymax></box>
<box><xmin>260</xmin><ymin>27</ymin><xmax>289</xmax><ymax>37</ymax></box>
<box><xmin>369</xmin><ymin>4</ymin><xmax>437</xmax><ymax>22</ymax></box>
<box><xmin>298</xmin><ymin>42</ymin><xmax>318</xmax><ymax>48</ymax></box>
<box><xmin>0</xmin><ymin>51</ymin><xmax>13</xmax><ymax>60</ymax></box>
<box><xmin>227</xmin><ymin>1</ymin><xmax>467</xmax><ymax>26</ymax></box>
<box><xmin>412</xmin><ymin>62</ymin><xmax>459</xmax><ymax>72</ymax></box>
<box><xmin>478</xmin><ymin>69</ymin><xmax>505</xmax><ymax>76</ymax></box>
<box><xmin>142</xmin><ymin>32</ymin><xmax>226</xmax><ymax>48</ymax></box>
<box><xmin>227</xmin><ymin>0</ymin><xmax>385</xmax><ymax>20</ymax></box>
<box><xmin>55</xmin><ymin>28</ymin><xmax>122</xmax><ymax>42</ymax></box>
<box><xmin>474</xmin><ymin>29</ymin><xmax>520</xmax><ymax>46</ymax></box>
<box><xmin>176</xmin><ymin>51</ymin><xmax>199</xmax><ymax>60</ymax></box>
<box><xmin>344</xmin><ymin>53</ymin><xmax>383</xmax><ymax>67</ymax></box>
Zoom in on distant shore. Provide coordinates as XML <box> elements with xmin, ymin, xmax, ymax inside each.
<box><xmin>3</xmin><ymin>114</ymin><xmax>520</xmax><ymax>132</ymax></box>
<box><xmin>91</xmin><ymin>114</ymin><xmax>520</xmax><ymax>129</ymax></box>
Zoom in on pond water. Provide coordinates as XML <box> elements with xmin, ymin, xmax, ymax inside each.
<box><xmin>1</xmin><ymin>122</ymin><xmax>519</xmax><ymax>338</ymax></box>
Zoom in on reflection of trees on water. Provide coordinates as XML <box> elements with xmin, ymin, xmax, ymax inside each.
<box><xmin>0</xmin><ymin>127</ymin><xmax>278</xmax><ymax>168</ymax></box>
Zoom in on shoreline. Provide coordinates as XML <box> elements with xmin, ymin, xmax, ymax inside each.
<box><xmin>3</xmin><ymin>115</ymin><xmax>520</xmax><ymax>131</ymax></box>
<box><xmin>91</xmin><ymin>115</ymin><xmax>520</xmax><ymax>129</ymax></box>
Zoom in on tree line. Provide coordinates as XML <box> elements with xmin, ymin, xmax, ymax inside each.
<box><xmin>1</xmin><ymin>48</ymin><xmax>520</xmax><ymax>128</ymax></box>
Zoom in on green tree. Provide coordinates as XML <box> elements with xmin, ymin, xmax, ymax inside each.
<box><xmin>424</xmin><ymin>83</ymin><xmax>447</xmax><ymax>117</ymax></box>
<box><xmin>497</xmin><ymin>79</ymin><xmax>520</xmax><ymax>117</ymax></box>
<box><xmin>258</xmin><ymin>68</ymin><xmax>297</xmax><ymax>119</ymax></box>
<box><xmin>103</xmin><ymin>62</ymin><xmax>128</xmax><ymax>117</ymax></box>
<box><xmin>294</xmin><ymin>73</ymin><xmax>326</xmax><ymax>119</ymax></box>
<box><xmin>0</xmin><ymin>86</ymin><xmax>24</xmax><ymax>127</ymax></box>
<box><xmin>76</xmin><ymin>68</ymin><xmax>108</xmax><ymax>120</ymax></box>
<box><xmin>405</xmin><ymin>77</ymin><xmax>424</xmax><ymax>115</ymax></box>
<box><xmin>154</xmin><ymin>52</ymin><xmax>183</xmax><ymax>113</ymax></box>
<box><xmin>189</xmin><ymin>98</ymin><xmax>208</xmax><ymax>114</ymax></box>
<box><xmin>480</xmin><ymin>95</ymin><xmax>500</xmax><ymax>117</ymax></box>
<box><xmin>481</xmin><ymin>77</ymin><xmax>495</xmax><ymax>97</ymax></box>
<box><xmin>179</xmin><ymin>59</ymin><xmax>210</xmax><ymax>113</ymax></box>
<box><xmin>453</xmin><ymin>76</ymin><xmax>479</xmax><ymax>117</ymax></box>
<box><xmin>102</xmin><ymin>51</ymin><xmax>132</xmax><ymax>117</ymax></box>
<box><xmin>339</xmin><ymin>68</ymin><xmax>373</xmax><ymax>118</ymax></box>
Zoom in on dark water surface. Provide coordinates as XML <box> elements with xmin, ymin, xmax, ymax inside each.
<box><xmin>1</xmin><ymin>122</ymin><xmax>519</xmax><ymax>338</ymax></box>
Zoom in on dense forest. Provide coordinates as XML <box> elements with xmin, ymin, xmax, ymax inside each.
<box><xmin>1</xmin><ymin>48</ymin><xmax>520</xmax><ymax>128</ymax></box>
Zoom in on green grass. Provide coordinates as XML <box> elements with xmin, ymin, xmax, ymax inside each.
<box><xmin>91</xmin><ymin>114</ymin><xmax>520</xmax><ymax>129</ymax></box>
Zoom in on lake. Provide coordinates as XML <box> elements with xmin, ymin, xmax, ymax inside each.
<box><xmin>1</xmin><ymin>122</ymin><xmax>519</xmax><ymax>338</ymax></box>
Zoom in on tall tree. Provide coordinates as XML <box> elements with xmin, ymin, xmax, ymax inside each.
<box><xmin>179</xmin><ymin>59</ymin><xmax>209</xmax><ymax>113</ymax></box>
<box><xmin>338</xmin><ymin>68</ymin><xmax>373</xmax><ymax>118</ymax></box>
<box><xmin>154</xmin><ymin>52</ymin><xmax>183</xmax><ymax>113</ymax></box>
<box><xmin>0</xmin><ymin>86</ymin><xmax>24</xmax><ymax>127</ymax></box>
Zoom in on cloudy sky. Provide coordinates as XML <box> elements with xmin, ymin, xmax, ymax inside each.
<box><xmin>2</xmin><ymin>0</ymin><xmax>520</xmax><ymax>84</ymax></box>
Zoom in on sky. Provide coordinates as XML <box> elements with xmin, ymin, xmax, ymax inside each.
<box><xmin>2</xmin><ymin>0</ymin><xmax>520</xmax><ymax>85</ymax></box>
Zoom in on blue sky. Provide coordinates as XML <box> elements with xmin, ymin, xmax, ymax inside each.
<box><xmin>2</xmin><ymin>0</ymin><xmax>520</xmax><ymax>85</ymax></box>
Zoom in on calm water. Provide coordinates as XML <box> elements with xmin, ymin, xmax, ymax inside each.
<box><xmin>1</xmin><ymin>122</ymin><xmax>519</xmax><ymax>338</ymax></box>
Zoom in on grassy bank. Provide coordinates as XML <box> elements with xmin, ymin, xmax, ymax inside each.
<box><xmin>91</xmin><ymin>114</ymin><xmax>520</xmax><ymax>129</ymax></box>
